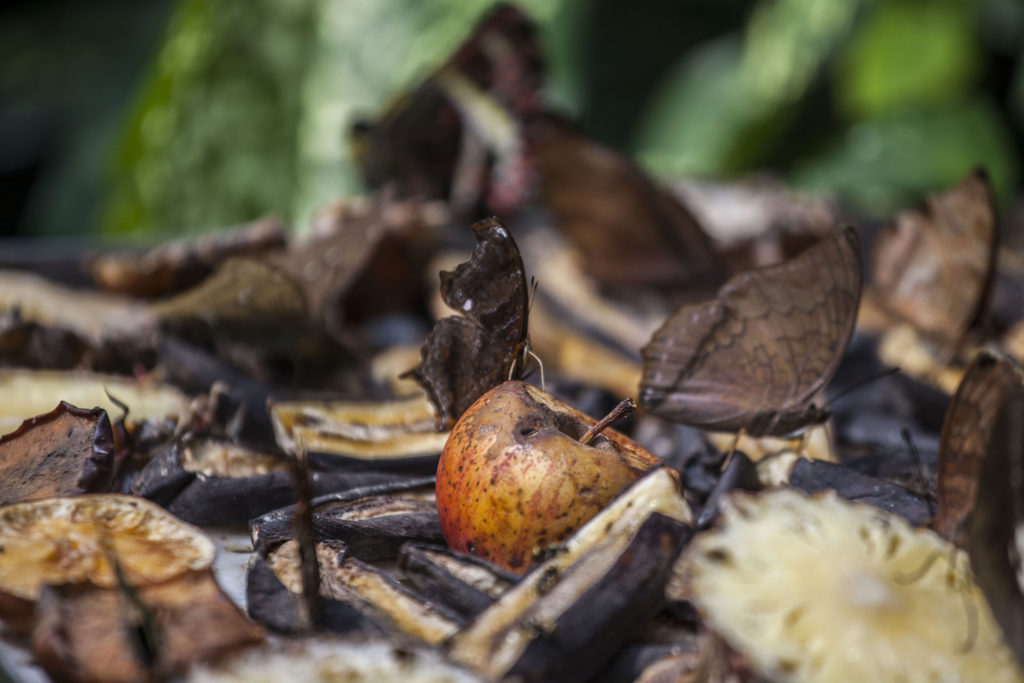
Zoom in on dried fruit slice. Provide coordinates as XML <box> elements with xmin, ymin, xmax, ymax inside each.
<box><xmin>188</xmin><ymin>637</ymin><xmax>480</xmax><ymax>683</ymax></box>
<box><xmin>684</xmin><ymin>489</ymin><xmax>1023</xmax><ymax>682</ymax></box>
<box><xmin>252</xmin><ymin>540</ymin><xmax>462</xmax><ymax>643</ymax></box>
<box><xmin>271</xmin><ymin>395</ymin><xmax>450</xmax><ymax>472</ymax></box>
<box><xmin>32</xmin><ymin>571</ymin><xmax>264</xmax><ymax>683</ymax></box>
<box><xmin>0</xmin><ymin>495</ymin><xmax>215</xmax><ymax>619</ymax></box>
<box><xmin>0</xmin><ymin>370</ymin><xmax>189</xmax><ymax>434</ymax></box>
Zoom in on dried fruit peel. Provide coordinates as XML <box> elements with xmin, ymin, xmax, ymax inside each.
<box><xmin>0</xmin><ymin>495</ymin><xmax>215</xmax><ymax>600</ymax></box>
<box><xmin>685</xmin><ymin>489</ymin><xmax>1023</xmax><ymax>683</ymax></box>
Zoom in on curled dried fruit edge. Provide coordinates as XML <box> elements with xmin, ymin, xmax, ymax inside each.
<box><xmin>684</xmin><ymin>489</ymin><xmax>1023</xmax><ymax>683</ymax></box>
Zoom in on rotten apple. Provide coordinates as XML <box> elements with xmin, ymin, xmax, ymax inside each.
<box><xmin>436</xmin><ymin>380</ymin><xmax>665</xmax><ymax>573</ymax></box>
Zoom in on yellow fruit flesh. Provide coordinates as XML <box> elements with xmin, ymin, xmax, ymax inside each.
<box><xmin>0</xmin><ymin>495</ymin><xmax>214</xmax><ymax>600</ymax></box>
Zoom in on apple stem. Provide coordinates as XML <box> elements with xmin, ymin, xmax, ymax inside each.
<box><xmin>579</xmin><ymin>398</ymin><xmax>636</xmax><ymax>445</ymax></box>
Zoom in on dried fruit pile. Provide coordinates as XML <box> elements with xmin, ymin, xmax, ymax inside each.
<box><xmin>1</xmin><ymin>5</ymin><xmax>1023</xmax><ymax>682</ymax></box>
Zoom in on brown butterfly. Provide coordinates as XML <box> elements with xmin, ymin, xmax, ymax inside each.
<box><xmin>406</xmin><ymin>217</ymin><xmax>529</xmax><ymax>431</ymax></box>
<box><xmin>273</xmin><ymin>197</ymin><xmax>443</xmax><ymax>339</ymax></box>
<box><xmin>873</xmin><ymin>170</ymin><xmax>997</xmax><ymax>348</ymax></box>
<box><xmin>968</xmin><ymin>384</ymin><xmax>1024</xmax><ymax>668</ymax></box>
<box><xmin>934</xmin><ymin>351</ymin><xmax>1024</xmax><ymax>544</ymax></box>
<box><xmin>526</xmin><ymin>114</ymin><xmax>723</xmax><ymax>294</ymax></box>
<box><xmin>640</xmin><ymin>226</ymin><xmax>862</xmax><ymax>437</ymax></box>
<box><xmin>351</xmin><ymin>4</ymin><xmax>543</xmax><ymax>212</ymax></box>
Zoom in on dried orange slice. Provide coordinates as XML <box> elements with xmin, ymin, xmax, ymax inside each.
<box><xmin>0</xmin><ymin>495</ymin><xmax>214</xmax><ymax>605</ymax></box>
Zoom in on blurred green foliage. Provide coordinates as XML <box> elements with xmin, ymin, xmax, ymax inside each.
<box><xmin>634</xmin><ymin>0</ymin><xmax>1020</xmax><ymax>214</ymax></box>
<box><xmin>5</xmin><ymin>0</ymin><xmax>1022</xmax><ymax>237</ymax></box>
<box><xmin>836</xmin><ymin>0</ymin><xmax>978</xmax><ymax>117</ymax></box>
<box><xmin>794</xmin><ymin>99</ymin><xmax>1018</xmax><ymax>209</ymax></box>
<box><xmin>103</xmin><ymin>0</ymin><xmax>317</xmax><ymax>236</ymax></box>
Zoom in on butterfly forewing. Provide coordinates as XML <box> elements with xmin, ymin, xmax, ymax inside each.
<box><xmin>640</xmin><ymin>226</ymin><xmax>861</xmax><ymax>436</ymax></box>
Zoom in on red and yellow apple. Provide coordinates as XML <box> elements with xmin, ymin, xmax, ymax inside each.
<box><xmin>436</xmin><ymin>380</ymin><xmax>665</xmax><ymax>573</ymax></box>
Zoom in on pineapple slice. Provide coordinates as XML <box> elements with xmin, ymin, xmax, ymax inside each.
<box><xmin>684</xmin><ymin>489</ymin><xmax>1023</xmax><ymax>683</ymax></box>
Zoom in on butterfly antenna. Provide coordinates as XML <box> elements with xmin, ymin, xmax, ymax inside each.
<box><xmin>900</xmin><ymin>428</ymin><xmax>936</xmax><ymax>516</ymax></box>
<box><xmin>827</xmin><ymin>367</ymin><xmax>902</xmax><ymax>410</ymax></box>
<box><xmin>528</xmin><ymin>276</ymin><xmax>539</xmax><ymax>314</ymax></box>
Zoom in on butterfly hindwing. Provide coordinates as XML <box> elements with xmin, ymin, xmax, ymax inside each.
<box><xmin>640</xmin><ymin>226</ymin><xmax>861</xmax><ymax>436</ymax></box>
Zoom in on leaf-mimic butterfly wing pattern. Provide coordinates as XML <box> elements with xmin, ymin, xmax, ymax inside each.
<box><xmin>407</xmin><ymin>217</ymin><xmax>529</xmax><ymax>431</ymax></box>
<box><xmin>640</xmin><ymin>226</ymin><xmax>862</xmax><ymax>436</ymax></box>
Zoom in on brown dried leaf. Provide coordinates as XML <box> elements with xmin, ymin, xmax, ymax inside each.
<box><xmin>32</xmin><ymin>571</ymin><xmax>263</xmax><ymax>683</ymax></box>
<box><xmin>271</xmin><ymin>198</ymin><xmax>445</xmax><ymax>338</ymax></box>
<box><xmin>153</xmin><ymin>256</ymin><xmax>307</xmax><ymax>337</ymax></box>
<box><xmin>0</xmin><ymin>402</ymin><xmax>115</xmax><ymax>506</ymax></box>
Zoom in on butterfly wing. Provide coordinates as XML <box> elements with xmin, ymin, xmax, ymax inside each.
<box><xmin>968</xmin><ymin>385</ymin><xmax>1024</xmax><ymax>667</ymax></box>
<box><xmin>935</xmin><ymin>351</ymin><xmax>1024</xmax><ymax>543</ymax></box>
<box><xmin>641</xmin><ymin>226</ymin><xmax>861</xmax><ymax>435</ymax></box>
<box><xmin>528</xmin><ymin>114</ymin><xmax>723</xmax><ymax>292</ymax></box>
<box><xmin>409</xmin><ymin>217</ymin><xmax>529</xmax><ymax>430</ymax></box>
<box><xmin>872</xmin><ymin>170</ymin><xmax>996</xmax><ymax>347</ymax></box>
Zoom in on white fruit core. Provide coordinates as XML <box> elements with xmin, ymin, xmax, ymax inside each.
<box><xmin>843</xmin><ymin>568</ymin><xmax>900</xmax><ymax>610</ymax></box>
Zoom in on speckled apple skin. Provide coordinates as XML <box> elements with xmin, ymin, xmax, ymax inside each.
<box><xmin>435</xmin><ymin>381</ymin><xmax>662</xmax><ymax>573</ymax></box>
